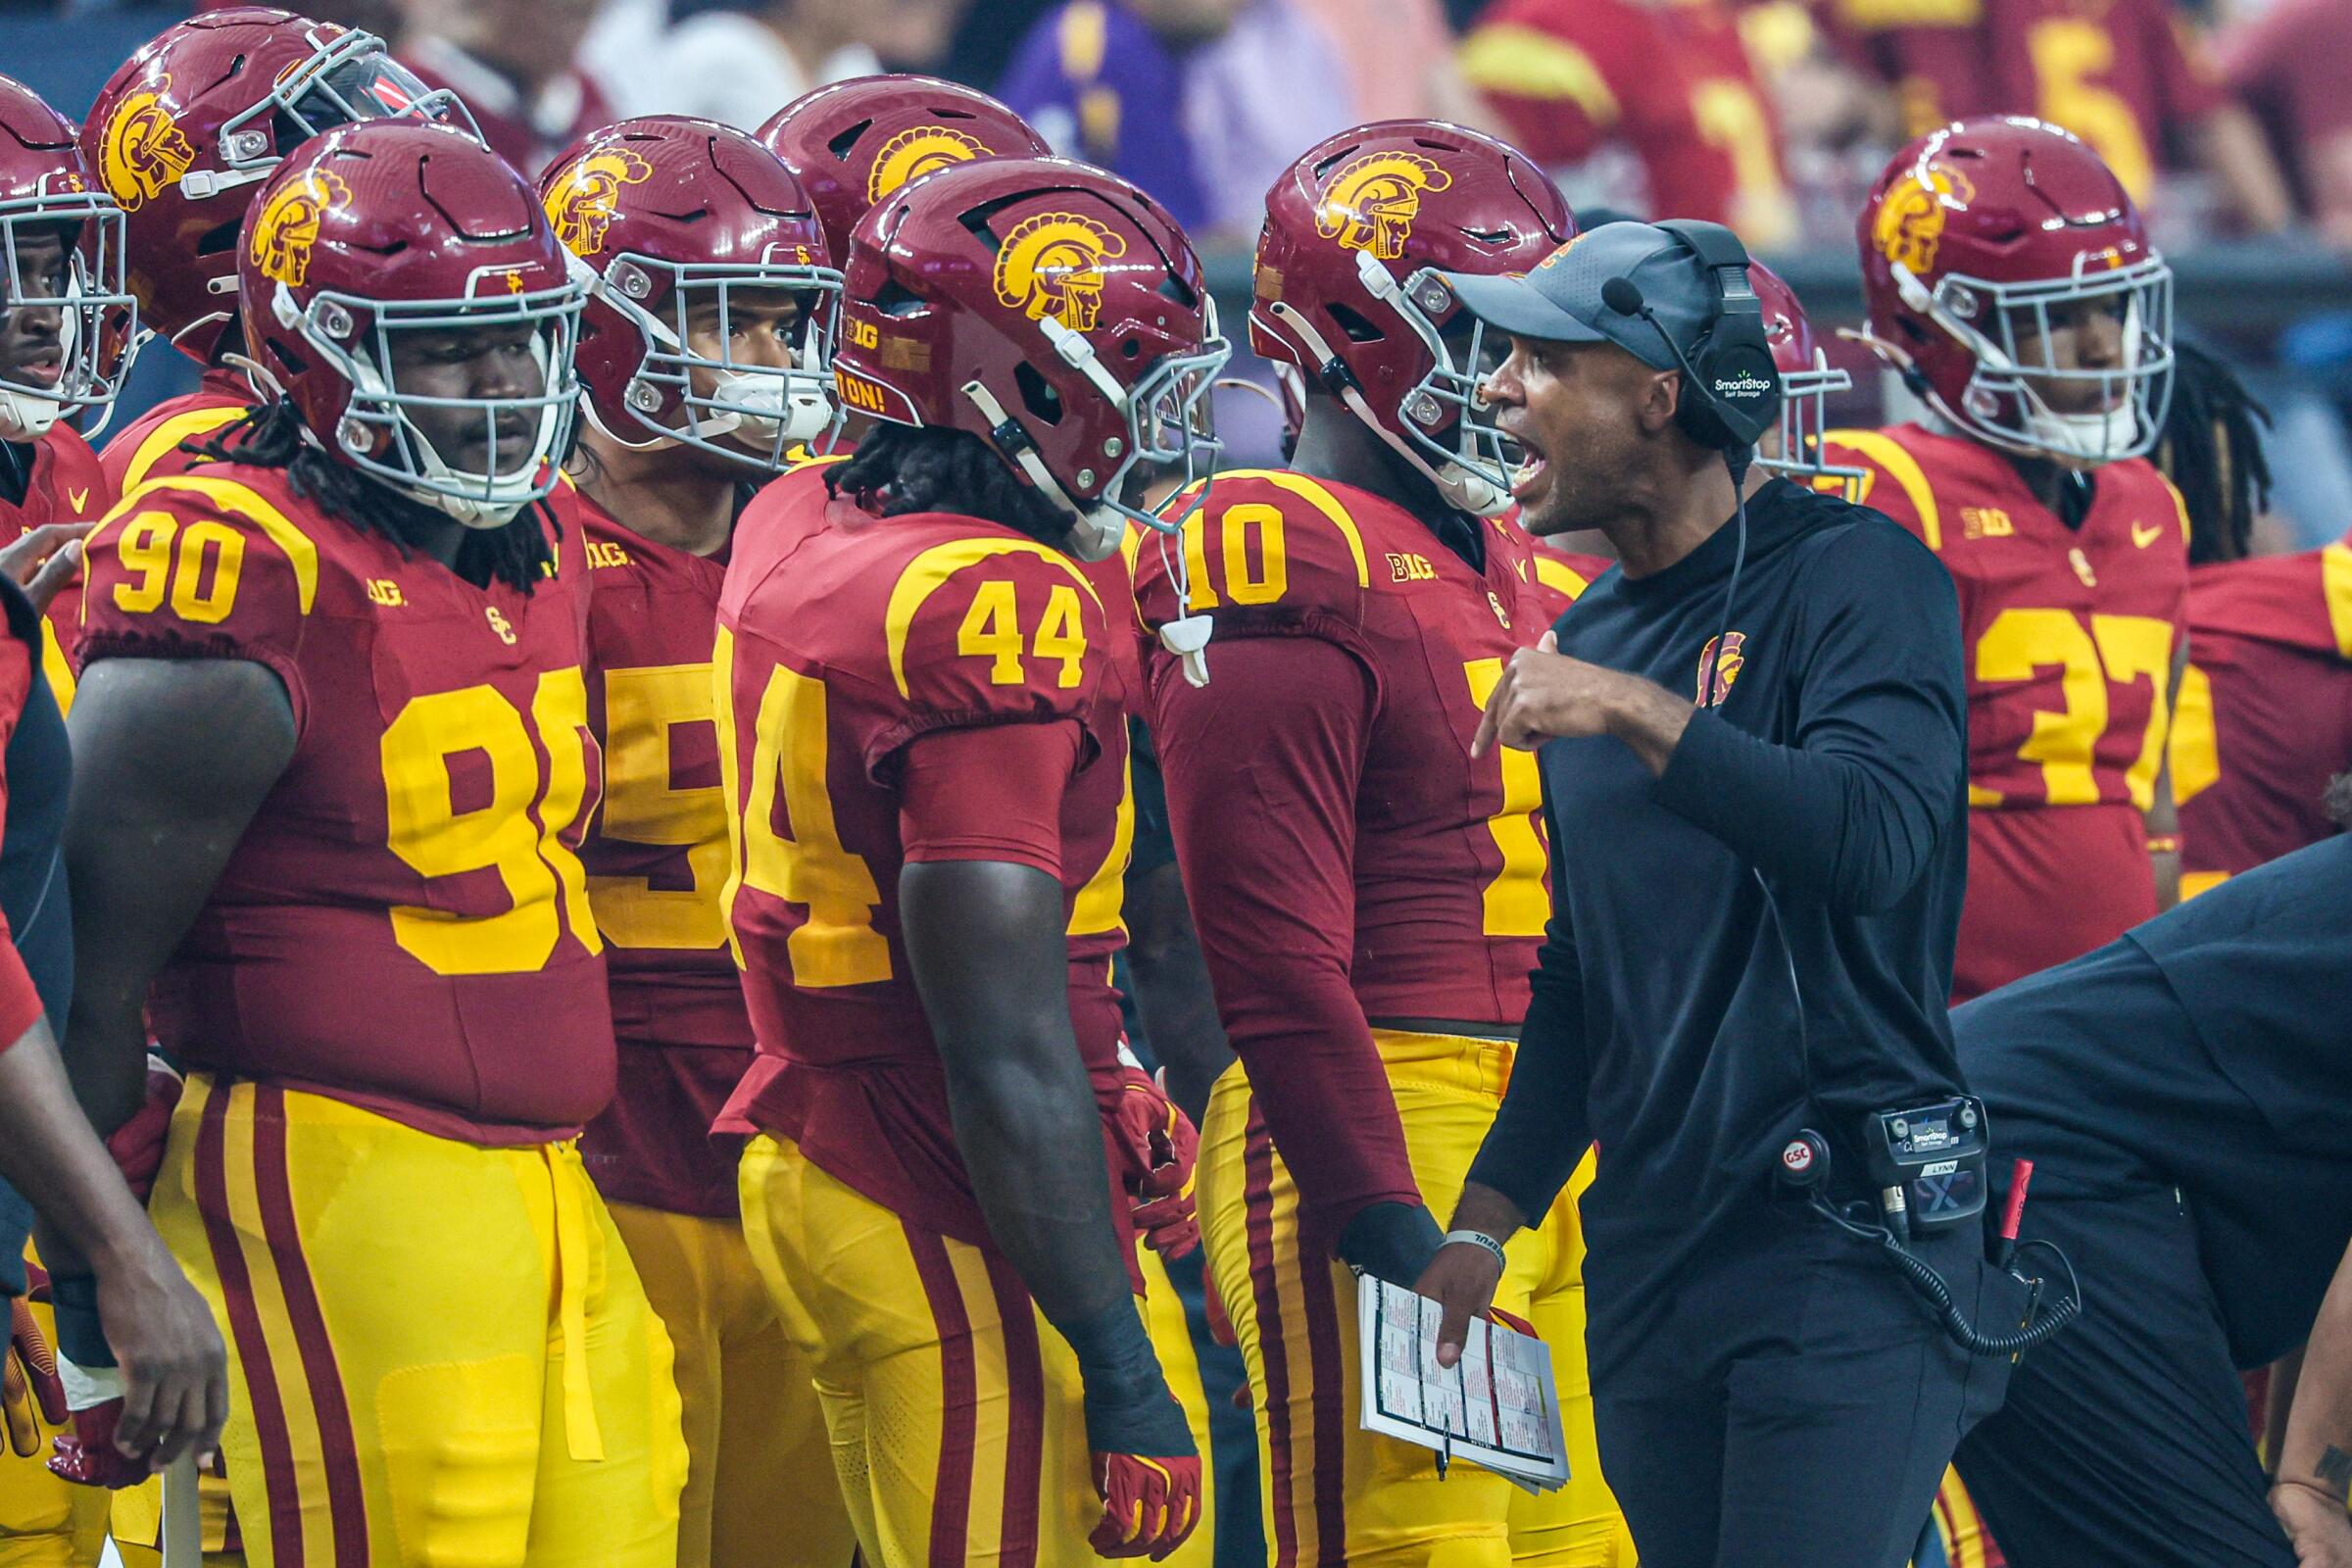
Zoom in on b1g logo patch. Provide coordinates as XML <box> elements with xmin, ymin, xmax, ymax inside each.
<box><xmin>866</xmin><ymin>125</ymin><xmax>992</xmax><ymax>205</ymax></box>
<box><xmin>98</xmin><ymin>81</ymin><xmax>196</xmax><ymax>212</ymax></box>
<box><xmin>544</xmin><ymin>146</ymin><xmax>654</xmax><ymax>257</ymax></box>
<box><xmin>1316</xmin><ymin>151</ymin><xmax>1453</xmax><ymax>261</ymax></box>
<box><xmin>1872</xmin><ymin>156</ymin><xmax>1975</xmax><ymax>275</ymax></box>
<box><xmin>994</xmin><ymin>212</ymin><xmax>1126</xmax><ymax>332</ymax></box>
<box><xmin>1695</xmin><ymin>630</ymin><xmax>1746</xmax><ymax>708</ymax></box>
<box><xmin>248</xmin><ymin>169</ymin><xmax>352</xmax><ymax>287</ymax></box>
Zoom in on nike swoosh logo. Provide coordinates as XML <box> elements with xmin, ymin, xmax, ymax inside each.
<box><xmin>68</xmin><ymin>488</ymin><xmax>89</xmax><ymax>514</ymax></box>
<box><xmin>2132</xmin><ymin>521</ymin><xmax>2162</xmax><ymax>549</ymax></box>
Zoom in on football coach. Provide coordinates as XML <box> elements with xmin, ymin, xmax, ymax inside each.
<box><xmin>1413</xmin><ymin>221</ymin><xmax>2021</xmax><ymax>1568</ymax></box>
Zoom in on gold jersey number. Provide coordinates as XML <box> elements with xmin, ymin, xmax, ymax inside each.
<box><xmin>380</xmin><ymin>669</ymin><xmax>602</xmax><ymax>974</ymax></box>
<box><xmin>1972</xmin><ymin>609</ymin><xmax>2175</xmax><ymax>809</ymax></box>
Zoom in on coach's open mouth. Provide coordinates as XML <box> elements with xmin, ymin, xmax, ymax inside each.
<box><xmin>1509</xmin><ymin>434</ymin><xmax>1548</xmax><ymax>502</ymax></box>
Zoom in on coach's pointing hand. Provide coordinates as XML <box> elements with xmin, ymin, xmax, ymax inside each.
<box><xmin>1473</xmin><ymin>631</ymin><xmax>1697</xmax><ymax>775</ymax></box>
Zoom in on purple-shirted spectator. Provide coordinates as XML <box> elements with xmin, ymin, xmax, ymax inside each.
<box><xmin>997</xmin><ymin>0</ymin><xmax>1353</xmax><ymax>238</ymax></box>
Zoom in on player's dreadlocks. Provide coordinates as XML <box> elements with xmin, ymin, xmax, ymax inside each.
<box><xmin>2156</xmin><ymin>341</ymin><xmax>2273</xmax><ymax>565</ymax></box>
<box><xmin>192</xmin><ymin>401</ymin><xmax>557</xmax><ymax>594</ymax></box>
<box><xmin>828</xmin><ymin>423</ymin><xmax>1077</xmax><ymax>548</ymax></box>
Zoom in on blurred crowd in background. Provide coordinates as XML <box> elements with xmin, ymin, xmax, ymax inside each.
<box><xmin>9</xmin><ymin>0</ymin><xmax>2352</xmax><ymax>544</ymax></box>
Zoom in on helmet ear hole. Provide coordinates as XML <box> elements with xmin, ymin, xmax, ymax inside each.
<box><xmin>197</xmin><ymin>219</ymin><xmax>241</xmax><ymax>258</ymax></box>
<box><xmin>1014</xmin><ymin>361</ymin><xmax>1063</xmax><ymax>426</ymax></box>
<box><xmin>266</xmin><ymin>338</ymin><xmax>309</xmax><ymax>380</ymax></box>
<box><xmin>1328</xmin><ymin>302</ymin><xmax>1385</xmax><ymax>344</ymax></box>
<box><xmin>825</xmin><ymin>119</ymin><xmax>873</xmax><ymax>161</ymax></box>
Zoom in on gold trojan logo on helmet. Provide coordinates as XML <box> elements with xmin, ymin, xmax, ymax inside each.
<box><xmin>865</xmin><ymin>125</ymin><xmax>992</xmax><ymax>206</ymax></box>
<box><xmin>99</xmin><ymin>79</ymin><xmax>197</xmax><ymax>212</ymax></box>
<box><xmin>1874</xmin><ymin>156</ymin><xmax>1976</xmax><ymax>276</ymax></box>
<box><xmin>248</xmin><ymin>169</ymin><xmax>352</xmax><ymax>287</ymax></box>
<box><xmin>994</xmin><ymin>212</ymin><xmax>1127</xmax><ymax>332</ymax></box>
<box><xmin>1317</xmin><ymin>151</ymin><xmax>1453</xmax><ymax>261</ymax></box>
<box><xmin>544</xmin><ymin>147</ymin><xmax>655</xmax><ymax>258</ymax></box>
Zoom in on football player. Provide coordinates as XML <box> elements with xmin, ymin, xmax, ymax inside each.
<box><xmin>2169</xmin><ymin>512</ymin><xmax>2351</xmax><ymax>897</ymax></box>
<box><xmin>537</xmin><ymin>115</ymin><xmax>849</xmax><ymax>1568</ymax></box>
<box><xmin>716</xmin><ymin>155</ymin><xmax>1222</xmax><ymax>1564</ymax></box>
<box><xmin>0</xmin><ymin>508</ymin><xmax>226</xmax><ymax>1568</ymax></box>
<box><xmin>57</xmin><ymin>121</ymin><xmax>685</xmax><ymax>1563</ymax></box>
<box><xmin>0</xmin><ymin>71</ymin><xmax>147</xmax><ymax>1568</ymax></box>
<box><xmin>1132</xmin><ymin>122</ymin><xmax>1631</xmax><ymax>1567</ymax></box>
<box><xmin>1459</xmin><ymin>0</ymin><xmax>1742</xmax><ymax>233</ymax></box>
<box><xmin>757</xmin><ymin>74</ymin><xmax>1053</xmax><ymax>289</ymax></box>
<box><xmin>1823</xmin><ymin>116</ymin><xmax>2189</xmax><ymax>1004</ymax></box>
<box><xmin>755</xmin><ymin>81</ymin><xmax>1222</xmax><ymax>1561</ymax></box>
<box><xmin>2132</xmin><ymin>342</ymin><xmax>2346</xmax><ymax>900</ymax></box>
<box><xmin>81</xmin><ymin>7</ymin><xmax>470</xmax><ymax>497</ymax></box>
<box><xmin>0</xmin><ymin>73</ymin><xmax>135</xmax><ymax>702</ymax></box>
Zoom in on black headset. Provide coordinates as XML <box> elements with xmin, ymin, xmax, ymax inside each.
<box><xmin>1598</xmin><ymin>220</ymin><xmax>1782</xmax><ymax>459</ymax></box>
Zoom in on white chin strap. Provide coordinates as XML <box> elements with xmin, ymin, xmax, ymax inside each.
<box><xmin>623</xmin><ymin>304</ymin><xmax>836</xmax><ymax>453</ymax></box>
<box><xmin>2017</xmin><ymin>405</ymin><xmax>2139</xmax><ymax>465</ymax></box>
<box><xmin>0</xmin><ymin>383</ymin><xmax>62</xmax><ymax>442</ymax></box>
<box><xmin>958</xmin><ymin>378</ymin><xmax>1126</xmax><ymax>563</ymax></box>
<box><xmin>1265</xmin><ymin>297</ymin><xmax>1508</xmax><ymax>517</ymax></box>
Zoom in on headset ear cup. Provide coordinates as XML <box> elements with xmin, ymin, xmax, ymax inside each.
<box><xmin>1705</xmin><ymin>339</ymin><xmax>1783</xmax><ymax>450</ymax></box>
<box><xmin>1672</xmin><ymin>364</ymin><xmax>1734</xmax><ymax>450</ymax></box>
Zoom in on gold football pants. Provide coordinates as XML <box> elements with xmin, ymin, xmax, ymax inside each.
<box><xmin>151</xmin><ymin>1076</ymin><xmax>687</xmax><ymax>1567</ymax></box>
<box><xmin>738</xmin><ymin>1134</ymin><xmax>1214</xmax><ymax>1567</ymax></box>
<box><xmin>1198</xmin><ymin>1034</ymin><xmax>1634</xmax><ymax>1566</ymax></box>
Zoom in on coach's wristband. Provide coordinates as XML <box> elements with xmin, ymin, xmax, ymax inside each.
<box><xmin>1441</xmin><ymin>1230</ymin><xmax>1509</xmax><ymax>1273</ymax></box>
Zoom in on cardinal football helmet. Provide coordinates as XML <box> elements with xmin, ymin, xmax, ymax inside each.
<box><xmin>832</xmin><ymin>156</ymin><xmax>1228</xmax><ymax>563</ymax></box>
<box><xmin>242</xmin><ymin>121</ymin><xmax>585</xmax><ymax>527</ymax></box>
<box><xmin>1251</xmin><ymin>120</ymin><xmax>1573</xmax><ymax>515</ymax></box>
<box><xmin>543</xmin><ymin>118</ymin><xmax>841</xmax><ymax>472</ymax></box>
<box><xmin>1856</xmin><ymin>116</ymin><xmax>2172</xmax><ymax>466</ymax></box>
<box><xmin>0</xmin><ymin>74</ymin><xmax>137</xmax><ymax>440</ymax></box>
<box><xmin>82</xmin><ymin>8</ymin><xmax>474</xmax><ymax>367</ymax></box>
<box><xmin>1748</xmin><ymin>260</ymin><xmax>1865</xmax><ymax>499</ymax></box>
<box><xmin>758</xmin><ymin>74</ymin><xmax>1049</xmax><ymax>272</ymax></box>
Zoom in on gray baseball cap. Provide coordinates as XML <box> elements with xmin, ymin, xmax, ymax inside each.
<box><xmin>1439</xmin><ymin>221</ymin><xmax>1717</xmax><ymax>371</ymax></box>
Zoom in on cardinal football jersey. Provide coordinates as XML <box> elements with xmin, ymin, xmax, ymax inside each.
<box><xmin>1460</xmin><ymin>0</ymin><xmax>1740</xmax><ymax>227</ymax></box>
<box><xmin>2170</xmin><ymin>536</ymin><xmax>2352</xmax><ymax>896</ymax></box>
<box><xmin>1816</xmin><ymin>0</ymin><xmax>2221</xmax><ymax>200</ymax></box>
<box><xmin>1821</xmin><ymin>422</ymin><xmax>2189</xmax><ymax>998</ymax></box>
<box><xmin>1065</xmin><ymin>541</ymin><xmax>1139</xmax><ymax>1049</ymax></box>
<box><xmin>558</xmin><ymin>483</ymin><xmax>753</xmax><ymax>1218</ymax></box>
<box><xmin>0</xmin><ymin>424</ymin><xmax>110</xmax><ymax>704</ymax></box>
<box><xmin>713</xmin><ymin>471</ymin><xmax>1130</xmax><ymax>1246</ymax></box>
<box><xmin>96</xmin><ymin>368</ymin><xmax>256</xmax><ymax>497</ymax></box>
<box><xmin>1132</xmin><ymin>470</ymin><xmax>1554</xmax><ymax>1028</ymax></box>
<box><xmin>76</xmin><ymin>463</ymin><xmax>613</xmax><ymax>1142</ymax></box>
<box><xmin>1531</xmin><ymin>544</ymin><xmax>1612</xmax><ymax>622</ymax></box>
